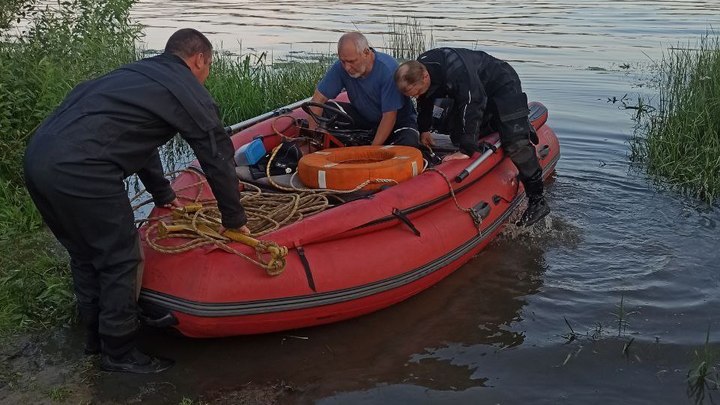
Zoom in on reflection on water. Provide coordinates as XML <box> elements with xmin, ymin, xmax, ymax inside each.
<box><xmin>114</xmin><ymin>1</ymin><xmax>720</xmax><ymax>403</ymax></box>
<box><xmin>87</xmin><ymin>234</ymin><xmax>552</xmax><ymax>403</ymax></box>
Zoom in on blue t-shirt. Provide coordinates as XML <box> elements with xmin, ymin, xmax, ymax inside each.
<box><xmin>317</xmin><ymin>50</ymin><xmax>416</xmax><ymax>128</ymax></box>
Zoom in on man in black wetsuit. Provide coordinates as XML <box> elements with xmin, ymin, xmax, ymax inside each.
<box><xmin>23</xmin><ymin>28</ymin><xmax>250</xmax><ymax>373</ymax></box>
<box><xmin>394</xmin><ymin>48</ymin><xmax>550</xmax><ymax>226</ymax></box>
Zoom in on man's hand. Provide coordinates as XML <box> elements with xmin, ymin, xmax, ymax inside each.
<box><xmin>420</xmin><ymin>131</ymin><xmax>435</xmax><ymax>147</ymax></box>
<box><xmin>371</xmin><ymin>110</ymin><xmax>398</xmax><ymax>146</ymax></box>
<box><xmin>228</xmin><ymin>225</ymin><xmax>251</xmax><ymax>236</ymax></box>
<box><xmin>442</xmin><ymin>152</ymin><xmax>470</xmax><ymax>162</ymax></box>
<box><xmin>162</xmin><ymin>198</ymin><xmax>182</xmax><ymax>209</ymax></box>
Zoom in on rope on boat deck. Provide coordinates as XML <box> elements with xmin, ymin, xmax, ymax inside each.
<box><xmin>133</xmin><ymin>169</ymin><xmax>330</xmax><ymax>276</ymax></box>
<box><xmin>143</xmin><ymin>203</ymin><xmax>289</xmax><ymax>276</ymax></box>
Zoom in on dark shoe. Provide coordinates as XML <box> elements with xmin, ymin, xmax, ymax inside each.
<box><xmin>100</xmin><ymin>348</ymin><xmax>174</xmax><ymax>374</ymax></box>
<box><xmin>84</xmin><ymin>329</ymin><xmax>100</xmax><ymax>355</ymax></box>
<box><xmin>517</xmin><ymin>196</ymin><xmax>550</xmax><ymax>227</ymax></box>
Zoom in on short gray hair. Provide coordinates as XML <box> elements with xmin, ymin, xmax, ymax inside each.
<box><xmin>338</xmin><ymin>32</ymin><xmax>369</xmax><ymax>54</ymax></box>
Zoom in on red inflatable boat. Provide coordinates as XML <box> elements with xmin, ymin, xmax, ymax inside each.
<box><xmin>138</xmin><ymin>98</ymin><xmax>560</xmax><ymax>338</ymax></box>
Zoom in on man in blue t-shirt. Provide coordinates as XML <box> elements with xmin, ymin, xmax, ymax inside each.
<box><xmin>307</xmin><ymin>32</ymin><xmax>419</xmax><ymax>147</ymax></box>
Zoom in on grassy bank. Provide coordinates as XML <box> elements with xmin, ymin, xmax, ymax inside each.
<box><xmin>0</xmin><ymin>1</ymin><xmax>325</xmax><ymax>335</ymax></box>
<box><xmin>630</xmin><ymin>33</ymin><xmax>720</xmax><ymax>203</ymax></box>
<box><xmin>0</xmin><ymin>0</ymin><xmax>142</xmax><ymax>335</ymax></box>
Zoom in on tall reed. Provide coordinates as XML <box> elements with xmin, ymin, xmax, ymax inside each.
<box><xmin>0</xmin><ymin>0</ymin><xmax>35</xmax><ymax>30</ymax></box>
<box><xmin>208</xmin><ymin>51</ymin><xmax>327</xmax><ymax>125</ymax></box>
<box><xmin>0</xmin><ymin>0</ymin><xmax>141</xmax><ymax>187</ymax></box>
<box><xmin>384</xmin><ymin>17</ymin><xmax>434</xmax><ymax>60</ymax></box>
<box><xmin>630</xmin><ymin>33</ymin><xmax>720</xmax><ymax>202</ymax></box>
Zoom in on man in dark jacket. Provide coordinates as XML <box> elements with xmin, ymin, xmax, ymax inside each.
<box><xmin>23</xmin><ymin>28</ymin><xmax>250</xmax><ymax>373</ymax></box>
<box><xmin>394</xmin><ymin>48</ymin><xmax>550</xmax><ymax>226</ymax></box>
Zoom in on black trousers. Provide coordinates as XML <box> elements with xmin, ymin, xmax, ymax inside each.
<box><xmin>449</xmin><ymin>79</ymin><xmax>543</xmax><ymax>198</ymax></box>
<box><xmin>24</xmin><ymin>167</ymin><xmax>141</xmax><ymax>338</ymax></box>
<box><xmin>324</xmin><ymin>101</ymin><xmax>420</xmax><ymax>148</ymax></box>
<box><xmin>490</xmin><ymin>86</ymin><xmax>544</xmax><ymax>198</ymax></box>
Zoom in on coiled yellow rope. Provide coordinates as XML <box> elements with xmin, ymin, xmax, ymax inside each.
<box><xmin>135</xmin><ymin>170</ymin><xmax>330</xmax><ymax>276</ymax></box>
<box><xmin>143</xmin><ymin>203</ymin><xmax>290</xmax><ymax>276</ymax></box>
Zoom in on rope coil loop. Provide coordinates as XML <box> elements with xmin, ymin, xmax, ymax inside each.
<box><xmin>145</xmin><ymin>204</ymin><xmax>289</xmax><ymax>276</ymax></box>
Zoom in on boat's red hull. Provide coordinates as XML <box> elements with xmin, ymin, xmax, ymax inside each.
<box><xmin>139</xmin><ymin>101</ymin><xmax>560</xmax><ymax>338</ymax></box>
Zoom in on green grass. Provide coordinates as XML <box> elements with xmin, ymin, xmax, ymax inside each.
<box><xmin>0</xmin><ymin>0</ymin><xmax>140</xmax><ymax>334</ymax></box>
<box><xmin>48</xmin><ymin>385</ymin><xmax>72</xmax><ymax>402</ymax></box>
<box><xmin>611</xmin><ymin>294</ymin><xmax>638</xmax><ymax>337</ymax></box>
<box><xmin>0</xmin><ymin>0</ymin><xmax>35</xmax><ymax>30</ymax></box>
<box><xmin>0</xmin><ymin>0</ymin><xmax>141</xmax><ymax>188</ymax></box>
<box><xmin>208</xmin><ymin>51</ymin><xmax>327</xmax><ymax>125</ymax></box>
<box><xmin>0</xmin><ymin>180</ymin><xmax>73</xmax><ymax>334</ymax></box>
<box><xmin>0</xmin><ymin>229</ymin><xmax>74</xmax><ymax>333</ymax></box>
<box><xmin>687</xmin><ymin>327</ymin><xmax>720</xmax><ymax>403</ymax></box>
<box><xmin>630</xmin><ymin>33</ymin><xmax>720</xmax><ymax>203</ymax></box>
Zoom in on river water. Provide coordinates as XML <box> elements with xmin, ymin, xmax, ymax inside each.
<box><xmin>84</xmin><ymin>1</ymin><xmax>720</xmax><ymax>403</ymax></box>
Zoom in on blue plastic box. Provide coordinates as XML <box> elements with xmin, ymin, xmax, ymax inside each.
<box><xmin>234</xmin><ymin>138</ymin><xmax>266</xmax><ymax>166</ymax></box>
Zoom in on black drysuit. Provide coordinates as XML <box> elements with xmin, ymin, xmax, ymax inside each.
<box><xmin>23</xmin><ymin>53</ymin><xmax>246</xmax><ymax>340</ymax></box>
<box><xmin>416</xmin><ymin>48</ymin><xmax>544</xmax><ymax>198</ymax></box>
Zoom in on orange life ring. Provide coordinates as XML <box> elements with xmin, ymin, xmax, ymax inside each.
<box><xmin>297</xmin><ymin>145</ymin><xmax>424</xmax><ymax>191</ymax></box>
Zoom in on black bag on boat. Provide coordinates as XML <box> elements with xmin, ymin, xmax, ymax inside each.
<box><xmin>249</xmin><ymin>141</ymin><xmax>303</xmax><ymax>179</ymax></box>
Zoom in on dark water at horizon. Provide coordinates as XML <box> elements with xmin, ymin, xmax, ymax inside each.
<box><xmin>27</xmin><ymin>1</ymin><xmax>720</xmax><ymax>404</ymax></box>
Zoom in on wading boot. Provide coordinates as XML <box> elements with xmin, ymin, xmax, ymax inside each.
<box><xmin>100</xmin><ymin>348</ymin><xmax>174</xmax><ymax>374</ymax></box>
<box><xmin>100</xmin><ymin>333</ymin><xmax>174</xmax><ymax>374</ymax></box>
<box><xmin>518</xmin><ymin>195</ymin><xmax>550</xmax><ymax>227</ymax></box>
<box><xmin>516</xmin><ymin>170</ymin><xmax>550</xmax><ymax>227</ymax></box>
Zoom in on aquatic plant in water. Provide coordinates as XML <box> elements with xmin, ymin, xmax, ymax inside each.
<box><xmin>384</xmin><ymin>17</ymin><xmax>434</xmax><ymax>61</ymax></box>
<box><xmin>687</xmin><ymin>327</ymin><xmax>720</xmax><ymax>404</ymax></box>
<box><xmin>631</xmin><ymin>32</ymin><xmax>720</xmax><ymax>203</ymax></box>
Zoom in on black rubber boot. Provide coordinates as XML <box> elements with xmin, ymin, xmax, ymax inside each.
<box><xmin>100</xmin><ymin>348</ymin><xmax>174</xmax><ymax>374</ymax></box>
<box><xmin>518</xmin><ymin>195</ymin><xmax>550</xmax><ymax>227</ymax></box>
<box><xmin>100</xmin><ymin>333</ymin><xmax>174</xmax><ymax>374</ymax></box>
<box><xmin>517</xmin><ymin>170</ymin><xmax>550</xmax><ymax>227</ymax></box>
